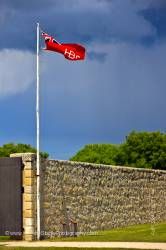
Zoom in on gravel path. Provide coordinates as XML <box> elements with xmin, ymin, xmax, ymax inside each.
<box><xmin>1</xmin><ymin>241</ymin><xmax>166</xmax><ymax>249</ymax></box>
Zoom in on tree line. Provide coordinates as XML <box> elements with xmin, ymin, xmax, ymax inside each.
<box><xmin>70</xmin><ymin>131</ymin><xmax>166</xmax><ymax>170</ymax></box>
<box><xmin>0</xmin><ymin>143</ymin><xmax>48</xmax><ymax>159</ymax></box>
<box><xmin>1</xmin><ymin>131</ymin><xmax>165</xmax><ymax>170</ymax></box>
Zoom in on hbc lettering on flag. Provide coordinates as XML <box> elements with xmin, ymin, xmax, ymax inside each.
<box><xmin>42</xmin><ymin>32</ymin><xmax>85</xmax><ymax>61</ymax></box>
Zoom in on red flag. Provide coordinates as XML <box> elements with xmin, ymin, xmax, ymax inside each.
<box><xmin>41</xmin><ymin>32</ymin><xmax>85</xmax><ymax>61</ymax></box>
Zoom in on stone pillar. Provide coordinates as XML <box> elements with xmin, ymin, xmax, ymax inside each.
<box><xmin>10</xmin><ymin>153</ymin><xmax>37</xmax><ymax>241</ymax></box>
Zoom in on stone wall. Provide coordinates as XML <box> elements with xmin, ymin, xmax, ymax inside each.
<box><xmin>41</xmin><ymin>160</ymin><xmax>166</xmax><ymax>236</ymax></box>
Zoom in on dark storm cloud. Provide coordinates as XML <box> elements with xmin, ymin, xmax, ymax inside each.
<box><xmin>0</xmin><ymin>0</ymin><xmax>161</xmax><ymax>52</ymax></box>
<box><xmin>0</xmin><ymin>0</ymin><xmax>60</xmax><ymax>10</ymax></box>
<box><xmin>148</xmin><ymin>0</ymin><xmax>166</xmax><ymax>9</ymax></box>
<box><xmin>1</xmin><ymin>0</ymin><xmax>166</xmax><ymax>159</ymax></box>
<box><xmin>139</xmin><ymin>1</ymin><xmax>166</xmax><ymax>40</ymax></box>
<box><xmin>88</xmin><ymin>51</ymin><xmax>107</xmax><ymax>62</ymax></box>
<box><xmin>37</xmin><ymin>40</ymin><xmax>166</xmax><ymax>159</ymax></box>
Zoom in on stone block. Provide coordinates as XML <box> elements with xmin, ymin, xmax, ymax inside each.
<box><xmin>24</xmin><ymin>169</ymin><xmax>35</xmax><ymax>178</ymax></box>
<box><xmin>23</xmin><ymin>209</ymin><xmax>34</xmax><ymax>218</ymax></box>
<box><xmin>24</xmin><ymin>177</ymin><xmax>34</xmax><ymax>186</ymax></box>
<box><xmin>24</xmin><ymin>234</ymin><xmax>35</xmax><ymax>241</ymax></box>
<box><xmin>24</xmin><ymin>226</ymin><xmax>34</xmax><ymax>235</ymax></box>
<box><xmin>43</xmin><ymin>202</ymin><xmax>50</xmax><ymax>208</ymax></box>
<box><xmin>24</xmin><ymin>218</ymin><xmax>34</xmax><ymax>226</ymax></box>
<box><xmin>24</xmin><ymin>194</ymin><xmax>33</xmax><ymax>202</ymax></box>
<box><xmin>10</xmin><ymin>152</ymin><xmax>36</xmax><ymax>163</ymax></box>
<box><xmin>24</xmin><ymin>201</ymin><xmax>33</xmax><ymax>210</ymax></box>
<box><xmin>24</xmin><ymin>162</ymin><xmax>34</xmax><ymax>170</ymax></box>
<box><xmin>24</xmin><ymin>186</ymin><xmax>34</xmax><ymax>194</ymax></box>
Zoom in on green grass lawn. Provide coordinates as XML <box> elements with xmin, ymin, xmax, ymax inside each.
<box><xmin>0</xmin><ymin>248</ymin><xmax>162</xmax><ymax>250</ymax></box>
<box><xmin>0</xmin><ymin>222</ymin><xmax>165</xmax><ymax>244</ymax></box>
<box><xmin>0</xmin><ymin>237</ymin><xmax>10</xmax><ymax>242</ymax></box>
<box><xmin>50</xmin><ymin>222</ymin><xmax>166</xmax><ymax>242</ymax></box>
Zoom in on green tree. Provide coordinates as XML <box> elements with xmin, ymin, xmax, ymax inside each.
<box><xmin>70</xmin><ymin>131</ymin><xmax>166</xmax><ymax>170</ymax></box>
<box><xmin>0</xmin><ymin>143</ymin><xmax>49</xmax><ymax>159</ymax></box>
<box><xmin>117</xmin><ymin>131</ymin><xmax>166</xmax><ymax>170</ymax></box>
<box><xmin>70</xmin><ymin>144</ymin><xmax>119</xmax><ymax>165</ymax></box>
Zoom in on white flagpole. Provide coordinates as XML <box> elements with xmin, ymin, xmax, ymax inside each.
<box><xmin>36</xmin><ymin>22</ymin><xmax>40</xmax><ymax>240</ymax></box>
